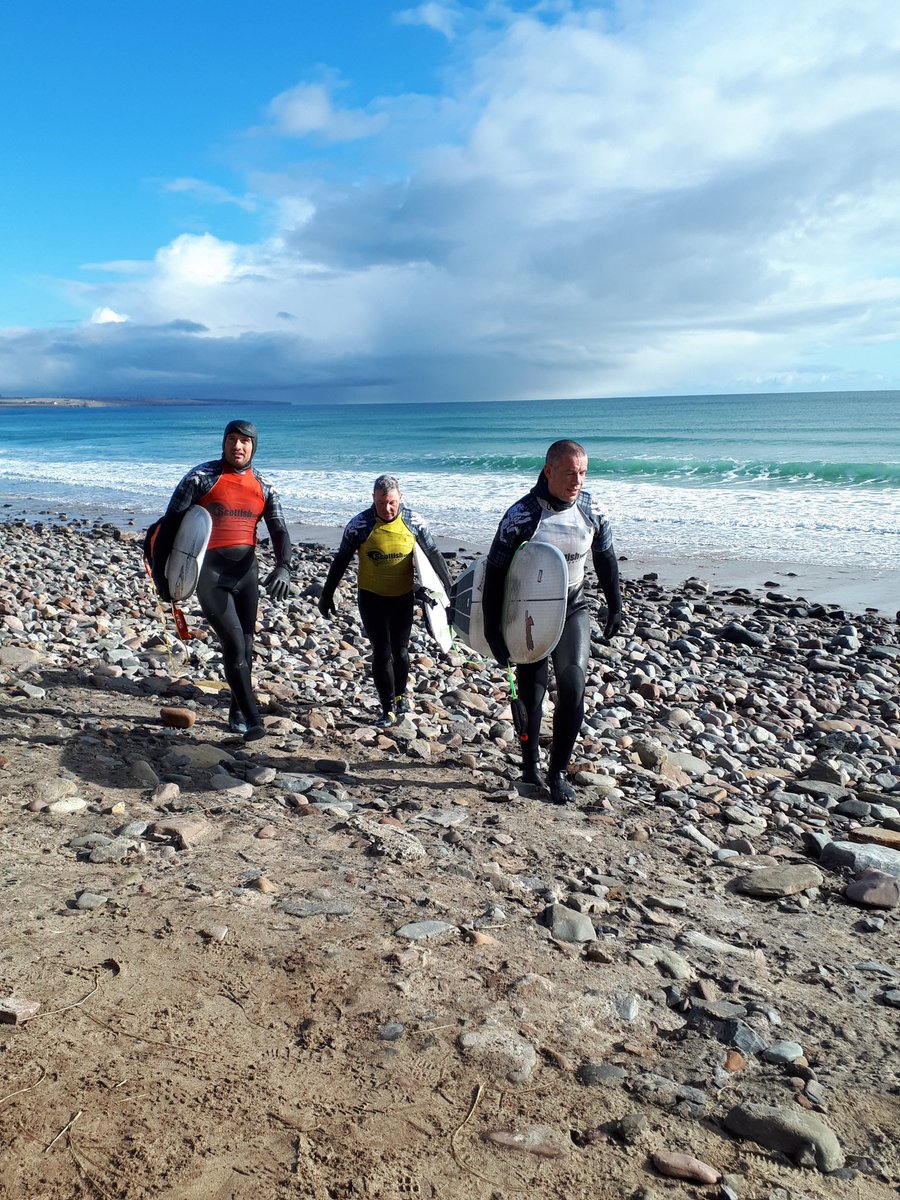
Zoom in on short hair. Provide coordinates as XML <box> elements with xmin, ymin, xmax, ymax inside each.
<box><xmin>372</xmin><ymin>473</ymin><xmax>401</xmax><ymax>495</ymax></box>
<box><xmin>545</xmin><ymin>439</ymin><xmax>587</xmax><ymax>465</ymax></box>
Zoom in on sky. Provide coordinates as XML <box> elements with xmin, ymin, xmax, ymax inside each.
<box><xmin>2</xmin><ymin>0</ymin><xmax>900</xmax><ymax>404</ymax></box>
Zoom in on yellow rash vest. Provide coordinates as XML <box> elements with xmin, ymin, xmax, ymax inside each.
<box><xmin>357</xmin><ymin>511</ymin><xmax>415</xmax><ymax>596</ymax></box>
<box><xmin>320</xmin><ymin>502</ymin><xmax>453</xmax><ymax>602</ymax></box>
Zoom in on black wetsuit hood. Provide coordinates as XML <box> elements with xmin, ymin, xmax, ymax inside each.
<box><xmin>222</xmin><ymin>419</ymin><xmax>258</xmax><ymax>466</ymax></box>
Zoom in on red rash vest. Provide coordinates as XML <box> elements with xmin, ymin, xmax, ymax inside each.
<box><xmin>198</xmin><ymin>469</ymin><xmax>266</xmax><ymax>550</ymax></box>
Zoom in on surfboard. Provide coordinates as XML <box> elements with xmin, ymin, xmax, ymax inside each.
<box><xmin>502</xmin><ymin>540</ymin><xmax>568</xmax><ymax>663</ymax></box>
<box><xmin>447</xmin><ymin>556</ymin><xmax>492</xmax><ymax>657</ymax></box>
<box><xmin>166</xmin><ymin>505</ymin><xmax>213</xmax><ymax>602</ymax></box>
<box><xmin>413</xmin><ymin>543</ymin><xmax>452</xmax><ymax>653</ymax></box>
<box><xmin>449</xmin><ymin>541</ymin><xmax>568</xmax><ymax>664</ymax></box>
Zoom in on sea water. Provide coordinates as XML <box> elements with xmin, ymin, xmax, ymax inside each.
<box><xmin>1</xmin><ymin>391</ymin><xmax>898</xmax><ymax>570</ymax></box>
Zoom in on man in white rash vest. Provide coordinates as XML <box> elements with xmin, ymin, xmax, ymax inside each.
<box><xmin>482</xmin><ymin>439</ymin><xmax>624</xmax><ymax>804</ymax></box>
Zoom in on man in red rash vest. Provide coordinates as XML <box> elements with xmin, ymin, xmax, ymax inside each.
<box><xmin>151</xmin><ymin>420</ymin><xmax>292</xmax><ymax>742</ymax></box>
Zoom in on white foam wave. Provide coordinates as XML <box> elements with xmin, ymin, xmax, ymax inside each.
<box><xmin>1</xmin><ymin>458</ymin><xmax>898</xmax><ymax>571</ymax></box>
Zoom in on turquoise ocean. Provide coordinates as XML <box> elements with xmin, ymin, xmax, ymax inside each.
<box><xmin>1</xmin><ymin>391</ymin><xmax>898</xmax><ymax>571</ymax></box>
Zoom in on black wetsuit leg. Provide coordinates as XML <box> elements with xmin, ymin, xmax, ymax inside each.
<box><xmin>196</xmin><ymin>547</ymin><xmax>261</xmax><ymax>726</ymax></box>
<box><xmin>516</xmin><ymin>596</ymin><xmax>590</xmax><ymax>773</ymax></box>
<box><xmin>547</xmin><ymin>604</ymin><xmax>591</xmax><ymax>772</ymax></box>
<box><xmin>515</xmin><ymin>658</ymin><xmax>550</xmax><ymax>767</ymax></box>
<box><xmin>358</xmin><ymin>589</ymin><xmax>415</xmax><ymax>714</ymax></box>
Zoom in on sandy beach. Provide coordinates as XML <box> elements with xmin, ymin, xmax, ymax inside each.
<box><xmin>1</xmin><ymin>513</ymin><xmax>898</xmax><ymax>1198</ymax></box>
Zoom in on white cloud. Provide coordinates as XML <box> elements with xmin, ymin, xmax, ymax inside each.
<box><xmin>154</xmin><ymin>234</ymin><xmax>243</xmax><ymax>287</ymax></box>
<box><xmin>8</xmin><ymin>0</ymin><xmax>900</xmax><ymax>401</ymax></box>
<box><xmin>264</xmin><ymin>81</ymin><xmax>387</xmax><ymax>142</ymax></box>
<box><xmin>164</xmin><ymin>178</ymin><xmax>257</xmax><ymax>211</ymax></box>
<box><xmin>90</xmin><ymin>307</ymin><xmax>129</xmax><ymax>324</ymax></box>
<box><xmin>395</xmin><ymin>2</ymin><xmax>462</xmax><ymax>41</ymax></box>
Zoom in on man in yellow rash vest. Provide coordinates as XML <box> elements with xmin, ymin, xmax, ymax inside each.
<box><xmin>318</xmin><ymin>474</ymin><xmax>452</xmax><ymax>727</ymax></box>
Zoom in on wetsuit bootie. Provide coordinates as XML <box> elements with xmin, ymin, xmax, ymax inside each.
<box><xmin>548</xmin><ymin>770</ymin><xmax>577</xmax><ymax>805</ymax></box>
<box><xmin>228</xmin><ymin>701</ymin><xmax>248</xmax><ymax>736</ymax></box>
<box><xmin>520</xmin><ymin>761</ymin><xmax>547</xmax><ymax>790</ymax></box>
<box><xmin>244</xmin><ymin>722</ymin><xmax>267</xmax><ymax>743</ymax></box>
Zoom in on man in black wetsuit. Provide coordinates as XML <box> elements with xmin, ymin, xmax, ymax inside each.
<box><xmin>151</xmin><ymin>420</ymin><xmax>292</xmax><ymax>742</ymax></box>
<box><xmin>318</xmin><ymin>474</ymin><xmax>452</xmax><ymax>727</ymax></box>
<box><xmin>482</xmin><ymin>440</ymin><xmax>624</xmax><ymax>804</ymax></box>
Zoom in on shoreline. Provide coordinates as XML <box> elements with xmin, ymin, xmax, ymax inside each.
<box><xmin>2</xmin><ymin>499</ymin><xmax>897</xmax><ymax>619</ymax></box>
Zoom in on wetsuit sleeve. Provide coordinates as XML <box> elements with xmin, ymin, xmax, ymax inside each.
<box><xmin>321</xmin><ymin>548</ymin><xmax>352</xmax><ymax>603</ymax></box>
<box><xmin>584</xmin><ymin>491</ymin><xmax>622</xmax><ymax>620</ymax></box>
<box><xmin>408</xmin><ymin>509</ymin><xmax>453</xmax><ymax>594</ymax></box>
<box><xmin>260</xmin><ymin>482</ymin><xmax>292</xmax><ymax>568</ymax></box>
<box><xmin>592</xmin><ymin>545</ymin><xmax>622</xmax><ymax>614</ymax></box>
<box><xmin>320</xmin><ymin>515</ymin><xmax>366</xmax><ymax>606</ymax></box>
<box><xmin>481</xmin><ymin>561</ymin><xmax>512</xmax><ymax>665</ymax></box>
<box><xmin>585</xmin><ymin>493</ymin><xmax>614</xmax><ymax>555</ymax></box>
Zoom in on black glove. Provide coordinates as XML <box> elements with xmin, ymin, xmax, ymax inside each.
<box><xmin>318</xmin><ymin>593</ymin><xmax>337</xmax><ymax>618</ymax></box>
<box><xmin>603</xmin><ymin>609</ymin><xmax>624</xmax><ymax>640</ymax></box>
<box><xmin>263</xmin><ymin>565</ymin><xmax>291</xmax><ymax>602</ymax></box>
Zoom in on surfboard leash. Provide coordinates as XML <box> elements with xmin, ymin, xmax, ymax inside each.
<box><xmin>508</xmin><ymin>663</ymin><xmax>530</xmax><ymax>746</ymax></box>
<box><xmin>141</xmin><ymin>566</ymin><xmax>193</xmax><ymax>675</ymax></box>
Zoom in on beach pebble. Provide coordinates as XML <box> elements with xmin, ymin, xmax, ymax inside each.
<box><xmin>160</xmin><ymin>706</ymin><xmax>196</xmax><ymax>729</ymax></box>
<box><xmin>736</xmin><ymin>863</ymin><xmax>823</xmax><ymax>898</ymax></box>
<box><xmin>0</xmin><ymin>996</ymin><xmax>41</xmax><ymax>1024</ymax></box>
<box><xmin>210</xmin><ymin>774</ymin><xmax>254</xmax><ymax>800</ymax></box>
<box><xmin>542</xmin><ymin>903</ymin><xmax>596</xmax><ymax>943</ymax></box>
<box><xmin>577</xmin><ymin>1062</ymin><xmax>627</xmax><ymax>1087</ymax></box>
<box><xmin>458</xmin><ymin>1021</ymin><xmax>537</xmax><ymax>1084</ymax></box>
<box><xmin>821</xmin><ymin>841</ymin><xmax>900</xmax><ymax>879</ymax></box>
<box><xmin>201</xmin><ymin>924</ymin><xmax>229</xmax><ymax>942</ymax></box>
<box><xmin>762</xmin><ymin>1040</ymin><xmax>804</xmax><ymax>1065</ymax></box>
<box><xmin>484</xmin><ymin>1125</ymin><xmax>569</xmax><ymax>1158</ymax></box>
<box><xmin>132</xmin><ymin>759</ymin><xmax>160</xmax><ymax>787</ymax></box>
<box><xmin>724</xmin><ymin>1102</ymin><xmax>844</xmax><ymax>1172</ymax></box>
<box><xmin>845</xmin><ymin>869</ymin><xmax>900</xmax><ymax>909</ymax></box>
<box><xmin>152</xmin><ymin>782</ymin><xmax>181</xmax><ymax>805</ymax></box>
<box><xmin>395</xmin><ymin>920</ymin><xmax>456</xmax><ymax>941</ymax></box>
<box><xmin>150</xmin><ymin>815</ymin><xmax>211</xmax><ymax>848</ymax></box>
<box><xmin>652</xmin><ymin>1151</ymin><xmax>720</xmax><ymax>1184</ymax></box>
<box><xmin>282</xmin><ymin>899</ymin><xmax>355</xmax><ymax>918</ymax></box>
<box><xmin>47</xmin><ymin>797</ymin><xmax>88</xmax><ymax>815</ymax></box>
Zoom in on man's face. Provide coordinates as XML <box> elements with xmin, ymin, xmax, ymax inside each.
<box><xmin>543</xmin><ymin>451</ymin><xmax>588</xmax><ymax>503</ymax></box>
<box><xmin>224</xmin><ymin>433</ymin><xmax>254</xmax><ymax>468</ymax></box>
<box><xmin>373</xmin><ymin>488</ymin><xmax>401</xmax><ymax>522</ymax></box>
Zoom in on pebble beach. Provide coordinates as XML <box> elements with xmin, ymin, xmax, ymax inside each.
<box><xmin>1</xmin><ymin>513</ymin><xmax>899</xmax><ymax>1199</ymax></box>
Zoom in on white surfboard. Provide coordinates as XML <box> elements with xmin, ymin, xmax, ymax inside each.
<box><xmin>503</xmin><ymin>541</ymin><xmax>568</xmax><ymax>663</ymax></box>
<box><xmin>448</xmin><ymin>556</ymin><xmax>492</xmax><ymax>657</ymax></box>
<box><xmin>166</xmin><ymin>505</ymin><xmax>213</xmax><ymax>602</ymax></box>
<box><xmin>413</xmin><ymin>543</ymin><xmax>452</xmax><ymax>654</ymax></box>
<box><xmin>450</xmin><ymin>541</ymin><xmax>568</xmax><ymax>664</ymax></box>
